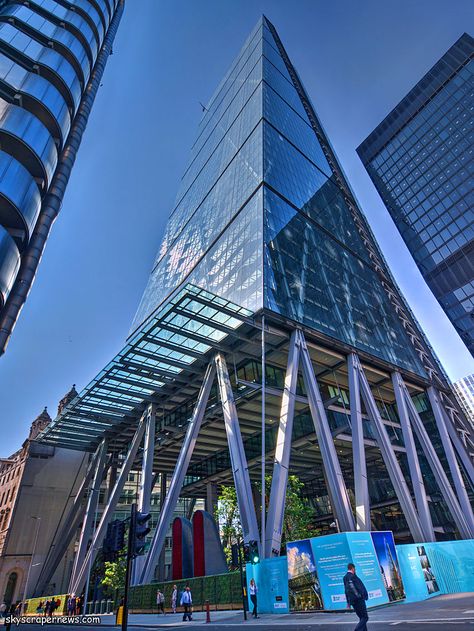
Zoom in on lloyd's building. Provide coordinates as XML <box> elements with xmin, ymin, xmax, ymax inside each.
<box><xmin>38</xmin><ymin>17</ymin><xmax>474</xmax><ymax>593</ymax></box>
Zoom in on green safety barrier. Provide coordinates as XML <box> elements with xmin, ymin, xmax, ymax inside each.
<box><xmin>126</xmin><ymin>571</ymin><xmax>243</xmax><ymax>612</ymax></box>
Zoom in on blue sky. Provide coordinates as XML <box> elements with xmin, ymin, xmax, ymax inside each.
<box><xmin>0</xmin><ymin>0</ymin><xmax>473</xmax><ymax>455</ymax></box>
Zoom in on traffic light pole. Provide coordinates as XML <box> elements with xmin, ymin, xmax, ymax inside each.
<box><xmin>122</xmin><ymin>504</ymin><xmax>136</xmax><ymax>631</ymax></box>
<box><xmin>237</xmin><ymin>540</ymin><xmax>247</xmax><ymax>621</ymax></box>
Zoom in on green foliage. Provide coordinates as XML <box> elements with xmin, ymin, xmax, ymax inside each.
<box><xmin>216</xmin><ymin>474</ymin><xmax>320</xmax><ymax>564</ymax></box>
<box><xmin>101</xmin><ymin>552</ymin><xmax>127</xmax><ymax>595</ymax></box>
<box><xmin>215</xmin><ymin>485</ymin><xmax>241</xmax><ymax>564</ymax></box>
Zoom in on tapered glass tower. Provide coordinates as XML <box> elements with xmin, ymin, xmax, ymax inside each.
<box><xmin>131</xmin><ymin>18</ymin><xmax>427</xmax><ymax>378</ymax></box>
<box><xmin>38</xmin><ymin>18</ymin><xmax>474</xmax><ymax>591</ymax></box>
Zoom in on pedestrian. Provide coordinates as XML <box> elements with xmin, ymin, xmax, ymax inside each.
<box><xmin>180</xmin><ymin>586</ymin><xmax>193</xmax><ymax>622</ymax></box>
<box><xmin>171</xmin><ymin>585</ymin><xmax>178</xmax><ymax>614</ymax></box>
<box><xmin>156</xmin><ymin>589</ymin><xmax>165</xmax><ymax>614</ymax></box>
<box><xmin>0</xmin><ymin>602</ymin><xmax>6</xmax><ymax>618</ymax></box>
<box><xmin>5</xmin><ymin>602</ymin><xmax>16</xmax><ymax>631</ymax></box>
<box><xmin>344</xmin><ymin>563</ymin><xmax>369</xmax><ymax>631</ymax></box>
<box><xmin>67</xmin><ymin>595</ymin><xmax>76</xmax><ymax>617</ymax></box>
<box><xmin>48</xmin><ymin>598</ymin><xmax>56</xmax><ymax>618</ymax></box>
<box><xmin>249</xmin><ymin>578</ymin><xmax>259</xmax><ymax>618</ymax></box>
<box><xmin>43</xmin><ymin>600</ymin><xmax>50</xmax><ymax>617</ymax></box>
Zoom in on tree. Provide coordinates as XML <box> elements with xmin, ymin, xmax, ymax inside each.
<box><xmin>215</xmin><ymin>485</ymin><xmax>241</xmax><ymax>564</ymax></box>
<box><xmin>100</xmin><ymin>552</ymin><xmax>127</xmax><ymax>596</ymax></box>
<box><xmin>215</xmin><ymin>474</ymin><xmax>320</xmax><ymax>564</ymax></box>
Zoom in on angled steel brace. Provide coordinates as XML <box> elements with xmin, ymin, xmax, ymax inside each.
<box><xmin>69</xmin><ymin>438</ymin><xmax>109</xmax><ymax>592</ymax></box>
<box><xmin>71</xmin><ymin>413</ymin><xmax>147</xmax><ymax>594</ymax></box>
<box><xmin>265</xmin><ymin>330</ymin><xmax>301</xmax><ymax>556</ymax></box>
<box><xmin>298</xmin><ymin>331</ymin><xmax>355</xmax><ymax>532</ymax></box>
<box><xmin>133</xmin><ymin>404</ymin><xmax>156</xmax><ymax>584</ymax></box>
<box><xmin>442</xmin><ymin>406</ymin><xmax>474</xmax><ymax>487</ymax></box>
<box><xmin>139</xmin><ymin>362</ymin><xmax>216</xmax><ymax>584</ymax></box>
<box><xmin>33</xmin><ymin>449</ymin><xmax>98</xmax><ymax>596</ymax></box>
<box><xmin>215</xmin><ymin>352</ymin><xmax>261</xmax><ymax>546</ymax></box>
<box><xmin>348</xmin><ymin>353</ymin><xmax>370</xmax><ymax>531</ymax></box>
<box><xmin>400</xmin><ymin>383</ymin><xmax>473</xmax><ymax>539</ymax></box>
<box><xmin>392</xmin><ymin>373</ymin><xmax>435</xmax><ymax>541</ymax></box>
<box><xmin>354</xmin><ymin>355</ymin><xmax>425</xmax><ymax>542</ymax></box>
<box><xmin>427</xmin><ymin>387</ymin><xmax>474</xmax><ymax>536</ymax></box>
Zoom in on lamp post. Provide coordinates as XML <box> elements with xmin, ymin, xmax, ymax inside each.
<box><xmin>23</xmin><ymin>516</ymin><xmax>41</xmax><ymax>608</ymax></box>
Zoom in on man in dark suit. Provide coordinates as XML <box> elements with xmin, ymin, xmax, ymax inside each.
<box><xmin>344</xmin><ymin>563</ymin><xmax>369</xmax><ymax>631</ymax></box>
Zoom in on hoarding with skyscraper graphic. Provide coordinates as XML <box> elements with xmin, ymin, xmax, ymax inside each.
<box><xmin>370</xmin><ymin>531</ymin><xmax>405</xmax><ymax>601</ymax></box>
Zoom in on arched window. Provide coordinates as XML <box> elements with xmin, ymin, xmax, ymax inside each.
<box><xmin>4</xmin><ymin>571</ymin><xmax>18</xmax><ymax>606</ymax></box>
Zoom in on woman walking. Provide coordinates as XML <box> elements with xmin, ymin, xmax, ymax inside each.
<box><xmin>249</xmin><ymin>578</ymin><xmax>259</xmax><ymax>618</ymax></box>
<box><xmin>171</xmin><ymin>585</ymin><xmax>178</xmax><ymax>614</ymax></box>
<box><xmin>156</xmin><ymin>589</ymin><xmax>165</xmax><ymax>614</ymax></box>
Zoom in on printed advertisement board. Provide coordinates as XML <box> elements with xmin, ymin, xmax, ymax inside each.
<box><xmin>286</xmin><ymin>531</ymin><xmax>404</xmax><ymax>611</ymax></box>
<box><xmin>370</xmin><ymin>531</ymin><xmax>405</xmax><ymax>601</ymax></box>
<box><xmin>286</xmin><ymin>538</ymin><xmax>323</xmax><ymax>611</ymax></box>
<box><xmin>246</xmin><ymin>556</ymin><xmax>289</xmax><ymax>614</ymax></box>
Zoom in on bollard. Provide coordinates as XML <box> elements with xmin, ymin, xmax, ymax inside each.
<box><xmin>205</xmin><ymin>600</ymin><xmax>211</xmax><ymax>623</ymax></box>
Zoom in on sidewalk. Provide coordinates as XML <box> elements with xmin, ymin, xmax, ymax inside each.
<box><xmin>96</xmin><ymin>592</ymin><xmax>474</xmax><ymax>627</ymax></box>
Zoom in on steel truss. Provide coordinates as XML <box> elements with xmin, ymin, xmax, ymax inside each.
<box><xmin>57</xmin><ymin>332</ymin><xmax>473</xmax><ymax>591</ymax></box>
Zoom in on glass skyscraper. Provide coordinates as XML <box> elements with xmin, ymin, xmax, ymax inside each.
<box><xmin>453</xmin><ymin>373</ymin><xmax>474</xmax><ymax>427</ymax></box>
<box><xmin>126</xmin><ymin>18</ymin><xmax>472</xmax><ymax>538</ymax></box>
<box><xmin>357</xmin><ymin>33</ymin><xmax>474</xmax><ymax>356</ymax></box>
<box><xmin>0</xmin><ymin>0</ymin><xmax>123</xmax><ymax>352</ymax></box>
<box><xmin>38</xmin><ymin>18</ymin><xmax>474</xmax><ymax>591</ymax></box>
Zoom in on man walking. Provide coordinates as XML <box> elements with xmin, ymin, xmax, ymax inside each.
<box><xmin>180</xmin><ymin>586</ymin><xmax>193</xmax><ymax>622</ymax></box>
<box><xmin>344</xmin><ymin>563</ymin><xmax>369</xmax><ymax>631</ymax></box>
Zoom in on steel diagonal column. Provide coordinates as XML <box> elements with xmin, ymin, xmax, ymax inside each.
<box><xmin>215</xmin><ymin>353</ymin><xmax>261</xmax><ymax>546</ymax></box>
<box><xmin>441</xmin><ymin>406</ymin><xmax>474</xmax><ymax>486</ymax></box>
<box><xmin>34</xmin><ymin>450</ymin><xmax>98</xmax><ymax>596</ymax></box>
<box><xmin>427</xmin><ymin>387</ymin><xmax>474</xmax><ymax>536</ymax></box>
<box><xmin>139</xmin><ymin>362</ymin><xmax>216</xmax><ymax>585</ymax></box>
<box><xmin>347</xmin><ymin>353</ymin><xmax>370</xmax><ymax>531</ymax></box>
<box><xmin>298</xmin><ymin>331</ymin><xmax>355</xmax><ymax>532</ymax></box>
<box><xmin>403</xmin><ymin>385</ymin><xmax>473</xmax><ymax>539</ymax></box>
<box><xmin>133</xmin><ymin>404</ymin><xmax>156</xmax><ymax>584</ymax></box>
<box><xmin>69</xmin><ymin>439</ymin><xmax>109</xmax><ymax>591</ymax></box>
<box><xmin>392</xmin><ymin>373</ymin><xmax>435</xmax><ymax>541</ymax></box>
<box><xmin>71</xmin><ymin>415</ymin><xmax>147</xmax><ymax>594</ymax></box>
<box><xmin>265</xmin><ymin>330</ymin><xmax>300</xmax><ymax>557</ymax></box>
<box><xmin>354</xmin><ymin>356</ymin><xmax>424</xmax><ymax>542</ymax></box>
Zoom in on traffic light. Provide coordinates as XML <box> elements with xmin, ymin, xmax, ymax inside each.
<box><xmin>231</xmin><ymin>543</ymin><xmax>239</xmax><ymax>567</ymax></box>
<box><xmin>103</xmin><ymin>520</ymin><xmax>125</xmax><ymax>561</ymax></box>
<box><xmin>249</xmin><ymin>539</ymin><xmax>260</xmax><ymax>564</ymax></box>
<box><xmin>132</xmin><ymin>510</ymin><xmax>151</xmax><ymax>557</ymax></box>
<box><xmin>243</xmin><ymin>542</ymin><xmax>250</xmax><ymax>564</ymax></box>
<box><xmin>112</xmin><ymin>519</ymin><xmax>126</xmax><ymax>551</ymax></box>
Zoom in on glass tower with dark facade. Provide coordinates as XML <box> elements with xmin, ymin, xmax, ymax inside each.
<box><xmin>357</xmin><ymin>33</ymin><xmax>474</xmax><ymax>356</ymax></box>
<box><xmin>0</xmin><ymin>0</ymin><xmax>123</xmax><ymax>352</ymax></box>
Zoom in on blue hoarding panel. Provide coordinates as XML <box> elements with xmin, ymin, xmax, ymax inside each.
<box><xmin>346</xmin><ymin>532</ymin><xmax>389</xmax><ymax>607</ymax></box>
<box><xmin>424</xmin><ymin>540</ymin><xmax>474</xmax><ymax>595</ymax></box>
<box><xmin>246</xmin><ymin>556</ymin><xmax>289</xmax><ymax>614</ymax></box>
<box><xmin>310</xmin><ymin>533</ymin><xmax>352</xmax><ymax>609</ymax></box>
<box><xmin>396</xmin><ymin>544</ymin><xmax>434</xmax><ymax>603</ymax></box>
<box><xmin>370</xmin><ymin>531</ymin><xmax>405</xmax><ymax>602</ymax></box>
